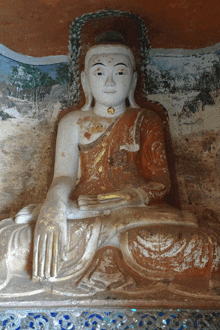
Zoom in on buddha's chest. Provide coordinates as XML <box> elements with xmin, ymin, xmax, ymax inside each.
<box><xmin>77</xmin><ymin>115</ymin><xmax>115</xmax><ymax>145</ymax></box>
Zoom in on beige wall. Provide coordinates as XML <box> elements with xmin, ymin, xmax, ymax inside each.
<box><xmin>149</xmin><ymin>91</ymin><xmax>220</xmax><ymax>217</ymax></box>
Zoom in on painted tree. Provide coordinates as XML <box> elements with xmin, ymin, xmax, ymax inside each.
<box><xmin>55</xmin><ymin>63</ymin><xmax>69</xmax><ymax>85</ymax></box>
<box><xmin>9</xmin><ymin>64</ymin><xmax>55</xmax><ymax>101</ymax></box>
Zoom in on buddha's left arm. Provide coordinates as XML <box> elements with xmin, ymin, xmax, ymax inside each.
<box><xmin>135</xmin><ymin>111</ymin><xmax>171</xmax><ymax>204</ymax></box>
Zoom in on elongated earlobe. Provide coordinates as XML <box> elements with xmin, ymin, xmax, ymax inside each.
<box><xmin>128</xmin><ymin>71</ymin><xmax>139</xmax><ymax>108</ymax></box>
<box><xmin>81</xmin><ymin>71</ymin><xmax>93</xmax><ymax>111</ymax></box>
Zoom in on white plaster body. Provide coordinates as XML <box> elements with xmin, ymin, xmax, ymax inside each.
<box><xmin>29</xmin><ymin>46</ymin><xmax>156</xmax><ymax>280</ymax></box>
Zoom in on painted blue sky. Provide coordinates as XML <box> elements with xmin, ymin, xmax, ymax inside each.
<box><xmin>0</xmin><ymin>54</ymin><xmax>66</xmax><ymax>84</ymax></box>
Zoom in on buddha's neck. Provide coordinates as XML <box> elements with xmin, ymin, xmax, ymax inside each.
<box><xmin>93</xmin><ymin>101</ymin><xmax>126</xmax><ymax>118</ymax></box>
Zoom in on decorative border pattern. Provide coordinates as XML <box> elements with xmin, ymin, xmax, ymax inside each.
<box><xmin>1</xmin><ymin>309</ymin><xmax>220</xmax><ymax>329</ymax></box>
<box><xmin>68</xmin><ymin>10</ymin><xmax>150</xmax><ymax>106</ymax></box>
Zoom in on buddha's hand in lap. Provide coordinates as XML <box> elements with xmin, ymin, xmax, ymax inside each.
<box><xmin>66</xmin><ymin>200</ymin><xmax>111</xmax><ymax>219</ymax></box>
<box><xmin>33</xmin><ymin>199</ymin><xmax>67</xmax><ymax>280</ymax></box>
<box><xmin>78</xmin><ymin>188</ymin><xmax>147</xmax><ymax>211</ymax></box>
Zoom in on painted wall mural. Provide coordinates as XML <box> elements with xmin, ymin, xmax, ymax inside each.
<box><xmin>0</xmin><ymin>43</ymin><xmax>220</xmax><ymax>121</ymax></box>
<box><xmin>0</xmin><ymin>47</ymin><xmax>69</xmax><ymax>121</ymax></box>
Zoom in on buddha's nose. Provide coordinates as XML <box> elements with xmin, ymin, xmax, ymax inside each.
<box><xmin>105</xmin><ymin>74</ymin><xmax>116</xmax><ymax>86</ymax></box>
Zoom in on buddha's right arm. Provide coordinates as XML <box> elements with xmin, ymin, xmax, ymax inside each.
<box><xmin>49</xmin><ymin>112</ymin><xmax>80</xmax><ymax>201</ymax></box>
<box><xmin>33</xmin><ymin>112</ymin><xmax>80</xmax><ymax>279</ymax></box>
<box><xmin>36</xmin><ymin>112</ymin><xmax>80</xmax><ymax>213</ymax></box>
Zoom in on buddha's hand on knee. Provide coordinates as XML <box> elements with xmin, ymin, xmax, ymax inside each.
<box><xmin>32</xmin><ymin>200</ymin><xmax>67</xmax><ymax>280</ymax></box>
<box><xmin>78</xmin><ymin>188</ymin><xmax>144</xmax><ymax>211</ymax></box>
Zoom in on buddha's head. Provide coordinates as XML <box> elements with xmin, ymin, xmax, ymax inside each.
<box><xmin>81</xmin><ymin>44</ymin><xmax>139</xmax><ymax>111</ymax></box>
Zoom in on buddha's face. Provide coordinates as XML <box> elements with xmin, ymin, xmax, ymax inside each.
<box><xmin>86</xmin><ymin>53</ymin><xmax>134</xmax><ymax>107</ymax></box>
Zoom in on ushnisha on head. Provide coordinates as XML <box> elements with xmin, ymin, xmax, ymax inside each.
<box><xmin>81</xmin><ymin>44</ymin><xmax>139</xmax><ymax>114</ymax></box>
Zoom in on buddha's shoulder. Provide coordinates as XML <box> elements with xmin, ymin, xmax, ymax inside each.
<box><xmin>137</xmin><ymin>99</ymin><xmax>168</xmax><ymax>122</ymax></box>
<box><xmin>59</xmin><ymin>110</ymin><xmax>94</xmax><ymax>126</ymax></box>
<box><xmin>138</xmin><ymin>107</ymin><xmax>163</xmax><ymax>123</ymax></box>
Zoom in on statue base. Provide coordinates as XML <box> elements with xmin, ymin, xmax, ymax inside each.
<box><xmin>0</xmin><ymin>274</ymin><xmax>220</xmax><ymax>310</ymax></box>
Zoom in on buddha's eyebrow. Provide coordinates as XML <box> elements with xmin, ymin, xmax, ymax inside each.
<box><xmin>114</xmin><ymin>63</ymin><xmax>128</xmax><ymax>67</ymax></box>
<box><xmin>92</xmin><ymin>63</ymin><xmax>105</xmax><ymax>67</ymax></box>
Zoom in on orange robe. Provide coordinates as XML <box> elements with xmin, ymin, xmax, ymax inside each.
<box><xmin>72</xmin><ymin>108</ymin><xmax>171</xmax><ymax>204</ymax></box>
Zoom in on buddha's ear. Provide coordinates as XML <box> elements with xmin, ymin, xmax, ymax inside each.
<box><xmin>128</xmin><ymin>71</ymin><xmax>139</xmax><ymax>109</ymax></box>
<box><xmin>81</xmin><ymin>71</ymin><xmax>93</xmax><ymax>111</ymax></box>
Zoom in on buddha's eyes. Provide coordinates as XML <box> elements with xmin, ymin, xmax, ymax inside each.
<box><xmin>92</xmin><ymin>69</ymin><xmax>128</xmax><ymax>77</ymax></box>
<box><xmin>95</xmin><ymin>72</ymin><xmax>105</xmax><ymax>76</ymax></box>
<box><xmin>115</xmin><ymin>71</ymin><xmax>126</xmax><ymax>76</ymax></box>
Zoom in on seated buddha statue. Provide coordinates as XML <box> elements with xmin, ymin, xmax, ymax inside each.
<box><xmin>0</xmin><ymin>41</ymin><xmax>220</xmax><ymax>298</ymax></box>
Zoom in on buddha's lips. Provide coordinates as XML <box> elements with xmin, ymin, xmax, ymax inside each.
<box><xmin>103</xmin><ymin>91</ymin><xmax>116</xmax><ymax>93</ymax></box>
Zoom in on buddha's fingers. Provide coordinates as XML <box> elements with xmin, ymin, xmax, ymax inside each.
<box><xmin>45</xmin><ymin>233</ymin><xmax>53</xmax><ymax>279</ymax></box>
<box><xmin>78</xmin><ymin>195</ymin><xmax>97</xmax><ymax>201</ymax></box>
<box><xmin>98</xmin><ymin>193</ymin><xmax>124</xmax><ymax>201</ymax></box>
<box><xmin>78</xmin><ymin>197</ymin><xmax>99</xmax><ymax>207</ymax></box>
<box><xmin>98</xmin><ymin>197</ymin><xmax>124</xmax><ymax>203</ymax></box>
<box><xmin>38</xmin><ymin>234</ymin><xmax>47</xmax><ymax>278</ymax></box>
<box><xmin>33</xmin><ymin>235</ymin><xmax>40</xmax><ymax>279</ymax></box>
<box><xmin>79</xmin><ymin>201</ymin><xmax>115</xmax><ymax>211</ymax></box>
<box><xmin>51</xmin><ymin>232</ymin><xmax>59</xmax><ymax>278</ymax></box>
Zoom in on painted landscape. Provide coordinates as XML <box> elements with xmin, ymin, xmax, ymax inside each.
<box><xmin>1</xmin><ymin>44</ymin><xmax>220</xmax><ymax>121</ymax></box>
